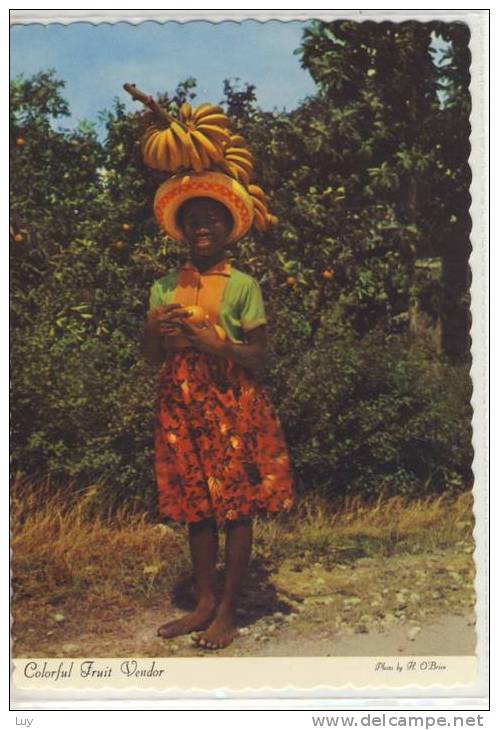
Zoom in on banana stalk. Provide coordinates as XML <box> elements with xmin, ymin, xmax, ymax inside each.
<box><xmin>123</xmin><ymin>82</ymin><xmax>188</xmax><ymax>131</ymax></box>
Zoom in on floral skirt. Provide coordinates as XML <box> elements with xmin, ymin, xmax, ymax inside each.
<box><xmin>154</xmin><ymin>348</ymin><xmax>294</xmax><ymax>525</ymax></box>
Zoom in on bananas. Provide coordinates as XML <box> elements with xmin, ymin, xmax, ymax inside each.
<box><xmin>139</xmin><ymin>98</ymin><xmax>279</xmax><ymax>232</ymax></box>
<box><xmin>141</xmin><ymin>125</ymin><xmax>165</xmax><ymax>171</ymax></box>
<box><xmin>248</xmin><ymin>184</ymin><xmax>266</xmax><ymax>201</ymax></box>
<box><xmin>248</xmin><ymin>185</ymin><xmax>279</xmax><ymax>232</ymax></box>
<box><xmin>164</xmin><ymin>126</ymin><xmax>183</xmax><ymax>170</ymax></box>
<box><xmin>193</xmin><ymin>103</ymin><xmax>224</xmax><ymax>122</ymax></box>
<box><xmin>191</xmin><ymin>129</ymin><xmax>224</xmax><ymax>164</ymax></box>
<box><xmin>229</xmin><ymin>134</ymin><xmax>246</xmax><ymax>147</ymax></box>
<box><xmin>195</xmin><ymin>124</ymin><xmax>230</xmax><ymax>147</ymax></box>
<box><xmin>179</xmin><ymin>102</ymin><xmax>192</xmax><ymax>122</ymax></box>
<box><xmin>141</xmin><ymin>102</ymin><xmax>231</xmax><ymax>173</ymax></box>
<box><xmin>224</xmin><ymin>145</ymin><xmax>255</xmax><ymax>184</ymax></box>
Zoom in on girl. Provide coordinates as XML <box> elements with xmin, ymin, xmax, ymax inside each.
<box><xmin>143</xmin><ymin>178</ymin><xmax>294</xmax><ymax>650</ymax></box>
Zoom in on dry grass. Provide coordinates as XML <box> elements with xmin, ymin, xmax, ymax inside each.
<box><xmin>253</xmin><ymin>491</ymin><xmax>475</xmax><ymax>561</ymax></box>
<box><xmin>11</xmin><ymin>478</ymin><xmax>474</xmax><ymax>613</ymax></box>
<box><xmin>11</xmin><ymin>479</ymin><xmax>189</xmax><ymax>613</ymax></box>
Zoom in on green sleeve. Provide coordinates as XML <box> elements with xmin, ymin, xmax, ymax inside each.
<box><xmin>148</xmin><ymin>281</ymin><xmax>164</xmax><ymax>312</ymax></box>
<box><xmin>240</xmin><ymin>278</ymin><xmax>268</xmax><ymax>332</ymax></box>
<box><xmin>148</xmin><ymin>272</ymin><xmax>179</xmax><ymax>313</ymax></box>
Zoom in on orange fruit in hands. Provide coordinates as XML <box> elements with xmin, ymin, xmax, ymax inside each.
<box><xmin>183</xmin><ymin>304</ymin><xmax>206</xmax><ymax>325</ymax></box>
<box><xmin>168</xmin><ymin>304</ymin><xmax>206</xmax><ymax>335</ymax></box>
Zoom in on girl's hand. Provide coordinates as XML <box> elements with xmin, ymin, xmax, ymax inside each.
<box><xmin>149</xmin><ymin>303</ymin><xmax>192</xmax><ymax>336</ymax></box>
<box><xmin>181</xmin><ymin>316</ymin><xmax>226</xmax><ymax>354</ymax></box>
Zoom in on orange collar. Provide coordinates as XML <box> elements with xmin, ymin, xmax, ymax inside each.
<box><xmin>182</xmin><ymin>259</ymin><xmax>232</xmax><ymax>277</ymax></box>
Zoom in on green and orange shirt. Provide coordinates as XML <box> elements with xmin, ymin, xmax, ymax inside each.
<box><xmin>149</xmin><ymin>259</ymin><xmax>267</xmax><ymax>346</ymax></box>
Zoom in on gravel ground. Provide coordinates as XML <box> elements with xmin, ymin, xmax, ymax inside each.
<box><xmin>13</xmin><ymin>545</ymin><xmax>476</xmax><ymax>658</ymax></box>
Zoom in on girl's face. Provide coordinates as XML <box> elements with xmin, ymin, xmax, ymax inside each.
<box><xmin>179</xmin><ymin>198</ymin><xmax>233</xmax><ymax>260</ymax></box>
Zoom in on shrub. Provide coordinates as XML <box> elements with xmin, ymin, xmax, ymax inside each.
<box><xmin>269</xmin><ymin>316</ymin><xmax>473</xmax><ymax>499</ymax></box>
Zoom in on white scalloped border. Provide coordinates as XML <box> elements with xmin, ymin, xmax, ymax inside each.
<box><xmin>9</xmin><ymin>9</ymin><xmax>489</xmax><ymax>25</ymax></box>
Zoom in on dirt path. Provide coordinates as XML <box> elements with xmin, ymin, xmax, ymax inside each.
<box><xmin>14</xmin><ymin>546</ymin><xmax>476</xmax><ymax>659</ymax></box>
<box><xmin>241</xmin><ymin>614</ymin><xmax>476</xmax><ymax>657</ymax></box>
<box><xmin>28</xmin><ymin>606</ymin><xmax>473</xmax><ymax>659</ymax></box>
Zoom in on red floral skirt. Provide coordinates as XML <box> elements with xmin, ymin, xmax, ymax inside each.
<box><xmin>154</xmin><ymin>348</ymin><xmax>294</xmax><ymax>525</ymax></box>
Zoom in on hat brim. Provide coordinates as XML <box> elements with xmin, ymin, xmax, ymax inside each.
<box><xmin>154</xmin><ymin>172</ymin><xmax>254</xmax><ymax>243</ymax></box>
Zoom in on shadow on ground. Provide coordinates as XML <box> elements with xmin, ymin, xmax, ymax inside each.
<box><xmin>171</xmin><ymin>555</ymin><xmax>296</xmax><ymax>627</ymax></box>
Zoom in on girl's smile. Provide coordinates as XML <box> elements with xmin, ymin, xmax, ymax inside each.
<box><xmin>194</xmin><ymin>233</ymin><xmax>214</xmax><ymax>248</ymax></box>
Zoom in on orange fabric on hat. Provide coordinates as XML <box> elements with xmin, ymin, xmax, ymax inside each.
<box><xmin>167</xmin><ymin>260</ymin><xmax>232</xmax><ymax>349</ymax></box>
<box><xmin>154</xmin><ymin>172</ymin><xmax>254</xmax><ymax>243</ymax></box>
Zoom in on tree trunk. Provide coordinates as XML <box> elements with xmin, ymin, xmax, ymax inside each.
<box><xmin>441</xmin><ymin>225</ymin><xmax>472</xmax><ymax>363</ymax></box>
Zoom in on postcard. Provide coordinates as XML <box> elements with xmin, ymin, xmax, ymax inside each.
<box><xmin>9</xmin><ymin>9</ymin><xmax>489</xmax><ymax>709</ymax></box>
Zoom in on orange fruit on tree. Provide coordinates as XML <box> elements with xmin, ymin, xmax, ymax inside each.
<box><xmin>122</xmin><ymin>223</ymin><xmax>134</xmax><ymax>232</ymax></box>
<box><xmin>15</xmin><ymin>137</ymin><xmax>26</xmax><ymax>147</ymax></box>
<box><xmin>322</xmin><ymin>269</ymin><xmax>334</xmax><ymax>280</ymax></box>
<box><xmin>113</xmin><ymin>240</ymin><xmax>126</xmax><ymax>251</ymax></box>
<box><xmin>286</xmin><ymin>276</ymin><xmax>296</xmax><ymax>286</ymax></box>
<box><xmin>14</xmin><ymin>233</ymin><xmax>25</xmax><ymax>243</ymax></box>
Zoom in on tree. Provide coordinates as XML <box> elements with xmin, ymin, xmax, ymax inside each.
<box><xmin>10</xmin><ymin>71</ymin><xmax>103</xmax><ymax>296</ymax></box>
<box><xmin>10</xmin><ymin>73</ymin><xmax>194</xmax><ymax>505</ymax></box>
<box><xmin>430</xmin><ymin>22</ymin><xmax>472</xmax><ymax>362</ymax></box>
<box><xmin>296</xmin><ymin>20</ymin><xmax>472</xmax><ymax>362</ymax></box>
<box><xmin>10</xmin><ymin>62</ymin><xmax>473</xmax><ymax>504</ymax></box>
<box><xmin>230</xmin><ymin>22</ymin><xmax>431</xmax><ymax>336</ymax></box>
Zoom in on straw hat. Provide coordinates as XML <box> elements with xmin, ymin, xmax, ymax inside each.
<box><xmin>154</xmin><ymin>171</ymin><xmax>255</xmax><ymax>243</ymax></box>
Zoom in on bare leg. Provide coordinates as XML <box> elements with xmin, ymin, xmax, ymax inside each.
<box><xmin>157</xmin><ymin>518</ymin><xmax>218</xmax><ymax>639</ymax></box>
<box><xmin>196</xmin><ymin>518</ymin><xmax>253</xmax><ymax>649</ymax></box>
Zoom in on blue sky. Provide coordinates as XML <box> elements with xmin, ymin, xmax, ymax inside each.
<box><xmin>10</xmin><ymin>20</ymin><xmax>317</xmax><ymax>134</ymax></box>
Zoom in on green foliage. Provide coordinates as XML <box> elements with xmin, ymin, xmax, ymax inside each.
<box><xmin>10</xmin><ymin>74</ymin><xmax>187</xmax><ymax>506</ymax></box>
<box><xmin>269</xmin><ymin>321</ymin><xmax>473</xmax><ymax>498</ymax></box>
<box><xmin>10</xmin><ymin>23</ymin><xmax>473</xmax><ymax>507</ymax></box>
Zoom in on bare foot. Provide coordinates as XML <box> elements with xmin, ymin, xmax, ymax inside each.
<box><xmin>157</xmin><ymin>603</ymin><xmax>215</xmax><ymax>639</ymax></box>
<box><xmin>194</xmin><ymin>608</ymin><xmax>238</xmax><ymax>650</ymax></box>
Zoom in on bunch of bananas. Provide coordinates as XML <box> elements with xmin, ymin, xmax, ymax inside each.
<box><xmin>141</xmin><ymin>102</ymin><xmax>231</xmax><ymax>173</ymax></box>
<box><xmin>135</xmin><ymin>91</ymin><xmax>278</xmax><ymax>233</ymax></box>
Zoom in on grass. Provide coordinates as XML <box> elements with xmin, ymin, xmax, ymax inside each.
<box><xmin>253</xmin><ymin>491</ymin><xmax>475</xmax><ymax>562</ymax></box>
<box><xmin>11</xmin><ymin>478</ymin><xmax>475</xmax><ymax>612</ymax></box>
<box><xmin>11</xmin><ymin>479</ymin><xmax>190</xmax><ymax>613</ymax></box>
<box><xmin>11</xmin><ymin>479</ymin><xmax>476</xmax><ymax>657</ymax></box>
